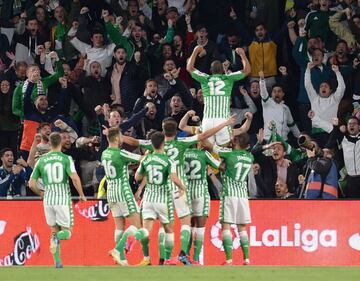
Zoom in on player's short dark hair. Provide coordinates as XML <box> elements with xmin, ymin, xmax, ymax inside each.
<box><xmin>151</xmin><ymin>132</ymin><xmax>165</xmax><ymax>149</ymax></box>
<box><xmin>49</xmin><ymin>132</ymin><xmax>62</xmax><ymax>148</ymax></box>
<box><xmin>0</xmin><ymin>147</ymin><xmax>12</xmax><ymax>158</ymax></box>
<box><xmin>107</xmin><ymin>127</ymin><xmax>121</xmax><ymax>143</ymax></box>
<box><xmin>234</xmin><ymin>133</ymin><xmax>250</xmax><ymax>149</ymax></box>
<box><xmin>210</xmin><ymin>60</ymin><xmax>223</xmax><ymax>74</ymax></box>
<box><xmin>162</xmin><ymin>117</ymin><xmax>178</xmax><ymax>137</ymax></box>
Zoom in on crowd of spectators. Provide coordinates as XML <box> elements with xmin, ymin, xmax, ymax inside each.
<box><xmin>0</xmin><ymin>0</ymin><xmax>360</xmax><ymax>200</ymax></box>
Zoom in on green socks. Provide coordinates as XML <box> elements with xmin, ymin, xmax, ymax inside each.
<box><xmin>239</xmin><ymin>231</ymin><xmax>249</xmax><ymax>260</ymax></box>
<box><xmin>193</xmin><ymin>227</ymin><xmax>205</xmax><ymax>262</ymax></box>
<box><xmin>222</xmin><ymin>229</ymin><xmax>233</xmax><ymax>262</ymax></box>
<box><xmin>186</xmin><ymin>227</ymin><xmax>194</xmax><ymax>256</ymax></box>
<box><xmin>115</xmin><ymin>225</ymin><xmax>138</xmax><ymax>260</ymax></box>
<box><xmin>164</xmin><ymin>233</ymin><xmax>174</xmax><ymax>260</ymax></box>
<box><xmin>136</xmin><ymin>228</ymin><xmax>150</xmax><ymax>258</ymax></box>
<box><xmin>53</xmin><ymin>243</ymin><xmax>61</xmax><ymax>264</ymax></box>
<box><xmin>56</xmin><ymin>229</ymin><xmax>71</xmax><ymax>240</ymax></box>
<box><xmin>158</xmin><ymin>227</ymin><xmax>165</xmax><ymax>260</ymax></box>
<box><xmin>180</xmin><ymin>225</ymin><xmax>191</xmax><ymax>253</ymax></box>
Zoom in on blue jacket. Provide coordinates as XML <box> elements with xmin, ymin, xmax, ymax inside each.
<box><xmin>0</xmin><ymin>166</ymin><xmax>32</xmax><ymax>197</ymax></box>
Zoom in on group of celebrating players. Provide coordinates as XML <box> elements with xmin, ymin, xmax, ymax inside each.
<box><xmin>28</xmin><ymin>45</ymin><xmax>254</xmax><ymax>267</ymax></box>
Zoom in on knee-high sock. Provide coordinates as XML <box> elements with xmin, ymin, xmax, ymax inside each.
<box><xmin>52</xmin><ymin>237</ymin><xmax>61</xmax><ymax>264</ymax></box>
<box><xmin>158</xmin><ymin>227</ymin><xmax>165</xmax><ymax>260</ymax></box>
<box><xmin>186</xmin><ymin>227</ymin><xmax>195</xmax><ymax>256</ymax></box>
<box><xmin>114</xmin><ymin>229</ymin><xmax>124</xmax><ymax>244</ymax></box>
<box><xmin>56</xmin><ymin>229</ymin><xmax>71</xmax><ymax>240</ymax></box>
<box><xmin>180</xmin><ymin>225</ymin><xmax>191</xmax><ymax>254</ymax></box>
<box><xmin>164</xmin><ymin>233</ymin><xmax>174</xmax><ymax>260</ymax></box>
<box><xmin>193</xmin><ymin>227</ymin><xmax>205</xmax><ymax>262</ymax></box>
<box><xmin>222</xmin><ymin>229</ymin><xmax>233</xmax><ymax>262</ymax></box>
<box><xmin>115</xmin><ymin>225</ymin><xmax>138</xmax><ymax>260</ymax></box>
<box><xmin>135</xmin><ymin>228</ymin><xmax>150</xmax><ymax>258</ymax></box>
<box><xmin>239</xmin><ymin>230</ymin><xmax>249</xmax><ymax>260</ymax></box>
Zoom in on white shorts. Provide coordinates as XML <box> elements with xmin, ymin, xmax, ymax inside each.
<box><xmin>201</xmin><ymin>118</ymin><xmax>232</xmax><ymax>145</ymax></box>
<box><xmin>173</xmin><ymin>191</ymin><xmax>192</xmax><ymax>218</ymax></box>
<box><xmin>44</xmin><ymin>204</ymin><xmax>74</xmax><ymax>228</ymax></box>
<box><xmin>109</xmin><ymin>201</ymin><xmax>139</xmax><ymax>218</ymax></box>
<box><xmin>191</xmin><ymin>196</ymin><xmax>210</xmax><ymax>217</ymax></box>
<box><xmin>219</xmin><ymin>196</ymin><xmax>251</xmax><ymax>225</ymax></box>
<box><xmin>141</xmin><ymin>202</ymin><xmax>174</xmax><ymax>224</ymax></box>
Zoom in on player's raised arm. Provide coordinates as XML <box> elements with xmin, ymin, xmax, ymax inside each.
<box><xmin>235</xmin><ymin>48</ymin><xmax>251</xmax><ymax>76</ymax></box>
<box><xmin>70</xmin><ymin>172</ymin><xmax>87</xmax><ymax>202</ymax></box>
<box><xmin>197</xmin><ymin>114</ymin><xmax>237</xmax><ymax>141</ymax></box>
<box><xmin>186</xmin><ymin>45</ymin><xmax>204</xmax><ymax>74</ymax></box>
<box><xmin>122</xmin><ymin>135</ymin><xmax>140</xmax><ymax>147</ymax></box>
<box><xmin>233</xmin><ymin>112</ymin><xmax>253</xmax><ymax>136</ymax></box>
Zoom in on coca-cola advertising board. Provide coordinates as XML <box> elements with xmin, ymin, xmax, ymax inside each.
<box><xmin>1</xmin><ymin>200</ymin><xmax>360</xmax><ymax>266</ymax></box>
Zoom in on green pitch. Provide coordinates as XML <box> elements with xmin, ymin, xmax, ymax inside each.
<box><xmin>0</xmin><ymin>266</ymin><xmax>359</xmax><ymax>281</ymax></box>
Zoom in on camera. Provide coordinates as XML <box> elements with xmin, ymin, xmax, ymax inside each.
<box><xmin>298</xmin><ymin>134</ymin><xmax>314</xmax><ymax>150</ymax></box>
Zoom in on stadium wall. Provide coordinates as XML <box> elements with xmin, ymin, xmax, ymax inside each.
<box><xmin>0</xmin><ymin>200</ymin><xmax>360</xmax><ymax>266</ymax></box>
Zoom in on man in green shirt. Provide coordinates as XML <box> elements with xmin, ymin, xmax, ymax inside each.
<box><xmin>29</xmin><ymin>132</ymin><xmax>86</xmax><ymax>268</ymax></box>
<box><xmin>101</xmin><ymin>127</ymin><xmax>142</xmax><ymax>266</ymax></box>
<box><xmin>214</xmin><ymin>133</ymin><xmax>254</xmax><ymax>266</ymax></box>
<box><xmin>187</xmin><ymin>45</ymin><xmax>251</xmax><ymax>145</ymax></box>
<box><xmin>12</xmin><ymin>51</ymin><xmax>64</xmax><ymax>119</ymax></box>
<box><xmin>123</xmin><ymin>115</ymin><xmax>236</xmax><ymax>265</ymax></box>
<box><xmin>135</xmin><ymin>132</ymin><xmax>186</xmax><ymax>266</ymax></box>
<box><xmin>184</xmin><ymin>145</ymin><xmax>220</xmax><ymax>264</ymax></box>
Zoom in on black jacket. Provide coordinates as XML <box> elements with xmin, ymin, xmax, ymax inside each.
<box><xmin>252</xmin><ymin>144</ymin><xmax>299</xmax><ymax>197</ymax></box>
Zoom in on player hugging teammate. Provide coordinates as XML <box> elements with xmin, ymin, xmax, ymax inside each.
<box><xmin>30</xmin><ymin>44</ymin><xmax>253</xmax><ymax>267</ymax></box>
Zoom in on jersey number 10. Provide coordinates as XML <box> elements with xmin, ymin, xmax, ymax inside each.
<box><xmin>44</xmin><ymin>162</ymin><xmax>64</xmax><ymax>184</ymax></box>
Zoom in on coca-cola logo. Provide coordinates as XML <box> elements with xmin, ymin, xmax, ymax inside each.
<box><xmin>0</xmin><ymin>227</ymin><xmax>40</xmax><ymax>266</ymax></box>
<box><xmin>75</xmin><ymin>200</ymin><xmax>110</xmax><ymax>221</ymax></box>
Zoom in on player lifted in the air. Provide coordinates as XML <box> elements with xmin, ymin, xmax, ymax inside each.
<box><xmin>135</xmin><ymin>132</ymin><xmax>186</xmax><ymax>266</ymax></box>
<box><xmin>187</xmin><ymin>45</ymin><xmax>251</xmax><ymax>145</ymax></box>
<box><xmin>124</xmin><ymin>115</ymin><xmax>236</xmax><ymax>265</ymax></box>
<box><xmin>101</xmin><ymin>127</ymin><xmax>142</xmax><ymax>266</ymax></box>
<box><xmin>213</xmin><ymin>133</ymin><xmax>254</xmax><ymax>266</ymax></box>
<box><xmin>29</xmin><ymin>132</ymin><xmax>86</xmax><ymax>268</ymax></box>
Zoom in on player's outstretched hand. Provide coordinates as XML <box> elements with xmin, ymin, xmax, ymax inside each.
<box><xmin>79</xmin><ymin>195</ymin><xmax>87</xmax><ymax>202</ymax></box>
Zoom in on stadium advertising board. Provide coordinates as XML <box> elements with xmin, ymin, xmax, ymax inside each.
<box><xmin>1</xmin><ymin>200</ymin><xmax>360</xmax><ymax>266</ymax></box>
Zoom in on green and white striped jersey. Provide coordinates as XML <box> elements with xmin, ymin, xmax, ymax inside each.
<box><xmin>184</xmin><ymin>149</ymin><xmax>220</xmax><ymax>199</ymax></box>
<box><xmin>101</xmin><ymin>147</ymin><xmax>141</xmax><ymax>203</ymax></box>
<box><xmin>214</xmin><ymin>146</ymin><xmax>254</xmax><ymax>198</ymax></box>
<box><xmin>191</xmin><ymin>70</ymin><xmax>245</xmax><ymax>119</ymax></box>
<box><xmin>139</xmin><ymin>136</ymin><xmax>199</xmax><ymax>191</ymax></box>
<box><xmin>31</xmin><ymin>151</ymin><xmax>76</xmax><ymax>205</ymax></box>
<box><xmin>138</xmin><ymin>153</ymin><xmax>175</xmax><ymax>203</ymax></box>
